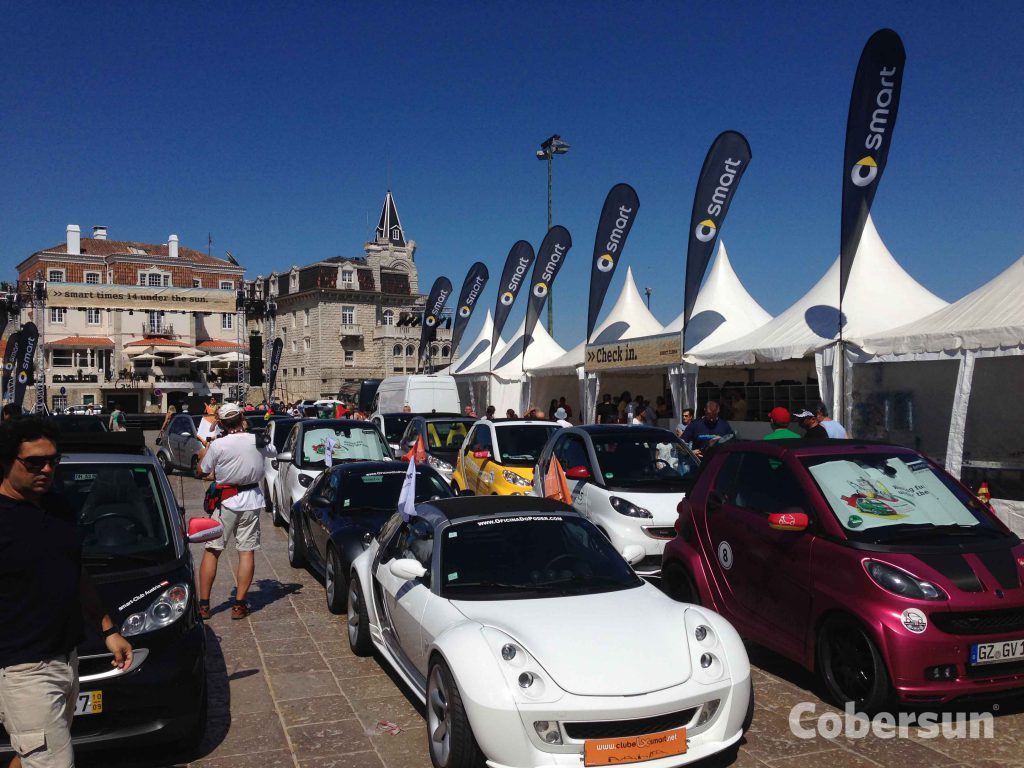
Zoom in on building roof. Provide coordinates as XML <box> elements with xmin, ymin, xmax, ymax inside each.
<box><xmin>125</xmin><ymin>337</ymin><xmax>193</xmax><ymax>348</ymax></box>
<box><xmin>375</xmin><ymin>190</ymin><xmax>406</xmax><ymax>247</ymax></box>
<box><xmin>45</xmin><ymin>336</ymin><xmax>115</xmax><ymax>349</ymax></box>
<box><xmin>34</xmin><ymin>238</ymin><xmax>239</xmax><ymax>269</ymax></box>
<box><xmin>197</xmin><ymin>339</ymin><xmax>244</xmax><ymax>350</ymax></box>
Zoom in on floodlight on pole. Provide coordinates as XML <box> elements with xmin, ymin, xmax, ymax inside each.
<box><xmin>536</xmin><ymin>134</ymin><xmax>570</xmax><ymax>334</ymax></box>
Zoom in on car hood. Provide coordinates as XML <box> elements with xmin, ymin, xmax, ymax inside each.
<box><xmin>453</xmin><ymin>583</ymin><xmax>692</xmax><ymax>695</ymax></box>
<box><xmin>593</xmin><ymin>487</ymin><xmax>685</xmax><ymax>525</ymax></box>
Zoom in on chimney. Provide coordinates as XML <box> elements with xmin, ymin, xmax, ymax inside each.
<box><xmin>67</xmin><ymin>225</ymin><xmax>81</xmax><ymax>255</ymax></box>
<box><xmin>168</xmin><ymin>234</ymin><xmax>179</xmax><ymax>259</ymax></box>
<box><xmin>92</xmin><ymin>225</ymin><xmax>107</xmax><ymax>240</ymax></box>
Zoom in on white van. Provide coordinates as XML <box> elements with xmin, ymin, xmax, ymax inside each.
<box><xmin>372</xmin><ymin>375</ymin><xmax>460</xmax><ymax>415</ymax></box>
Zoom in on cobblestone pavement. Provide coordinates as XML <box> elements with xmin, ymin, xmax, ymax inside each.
<box><xmin>79</xmin><ymin>435</ymin><xmax>1024</xmax><ymax>767</ymax></box>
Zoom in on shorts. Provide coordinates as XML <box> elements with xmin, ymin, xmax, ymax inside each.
<box><xmin>0</xmin><ymin>652</ymin><xmax>78</xmax><ymax>768</ymax></box>
<box><xmin>207</xmin><ymin>506</ymin><xmax>262</xmax><ymax>552</ymax></box>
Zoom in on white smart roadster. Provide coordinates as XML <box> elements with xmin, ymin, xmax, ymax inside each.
<box><xmin>347</xmin><ymin>496</ymin><xmax>752</xmax><ymax>768</ymax></box>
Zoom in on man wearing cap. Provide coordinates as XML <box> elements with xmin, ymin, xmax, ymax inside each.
<box><xmin>764</xmin><ymin>407</ymin><xmax>800</xmax><ymax>440</ymax></box>
<box><xmin>793</xmin><ymin>409</ymin><xmax>829</xmax><ymax>439</ymax></box>
<box><xmin>553</xmin><ymin>407</ymin><xmax>572</xmax><ymax>428</ymax></box>
<box><xmin>195</xmin><ymin>403</ymin><xmax>277</xmax><ymax>620</ymax></box>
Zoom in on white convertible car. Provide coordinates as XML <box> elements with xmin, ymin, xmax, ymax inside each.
<box><xmin>347</xmin><ymin>496</ymin><xmax>752</xmax><ymax>768</ymax></box>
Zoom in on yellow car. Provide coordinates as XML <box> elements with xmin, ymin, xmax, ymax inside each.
<box><xmin>452</xmin><ymin>419</ymin><xmax>562</xmax><ymax>495</ymax></box>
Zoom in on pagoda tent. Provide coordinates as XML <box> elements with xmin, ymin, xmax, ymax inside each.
<box><xmin>843</xmin><ymin>254</ymin><xmax>1024</xmax><ymax>530</ymax></box>
<box><xmin>685</xmin><ymin>215</ymin><xmax>947</xmax><ymax>433</ymax></box>
<box><xmin>435</xmin><ymin>311</ymin><xmax>501</xmax><ymax>410</ymax></box>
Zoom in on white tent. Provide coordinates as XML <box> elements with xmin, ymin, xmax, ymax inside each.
<box><xmin>438</xmin><ymin>311</ymin><xmax>501</xmax><ymax>376</ymax></box>
<box><xmin>844</xmin><ymin>255</ymin><xmax>1024</xmax><ymax>530</ymax></box>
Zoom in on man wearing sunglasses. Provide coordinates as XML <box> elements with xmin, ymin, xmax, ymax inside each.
<box><xmin>0</xmin><ymin>417</ymin><xmax>133</xmax><ymax>768</ymax></box>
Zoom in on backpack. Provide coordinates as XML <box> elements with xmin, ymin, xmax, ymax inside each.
<box><xmin>115</xmin><ymin>410</ymin><xmax>126</xmax><ymax>425</ymax></box>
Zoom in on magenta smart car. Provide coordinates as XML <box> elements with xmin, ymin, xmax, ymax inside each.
<box><xmin>662</xmin><ymin>439</ymin><xmax>1024</xmax><ymax>711</ymax></box>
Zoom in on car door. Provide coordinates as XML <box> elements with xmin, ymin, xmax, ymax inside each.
<box><xmin>276</xmin><ymin>425</ymin><xmax>300</xmax><ymax>510</ymax></box>
<box><xmin>468</xmin><ymin>425</ymin><xmax>495</xmax><ymax>494</ymax></box>
<box><xmin>306</xmin><ymin>469</ymin><xmax>338</xmax><ymax>562</ymax></box>
<box><xmin>548</xmin><ymin>433</ymin><xmax>593</xmax><ymax>517</ymax></box>
<box><xmin>169</xmin><ymin>416</ymin><xmax>192</xmax><ymax>468</ymax></box>
<box><xmin>702</xmin><ymin>450</ymin><xmax>814</xmax><ymax>653</ymax></box>
<box><xmin>374</xmin><ymin>517</ymin><xmax>434</xmax><ymax>677</ymax></box>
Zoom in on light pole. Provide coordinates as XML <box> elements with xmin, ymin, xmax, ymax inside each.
<box><xmin>644</xmin><ymin>287</ymin><xmax>652</xmax><ymax>309</ymax></box>
<box><xmin>536</xmin><ymin>134</ymin><xmax>570</xmax><ymax>334</ymax></box>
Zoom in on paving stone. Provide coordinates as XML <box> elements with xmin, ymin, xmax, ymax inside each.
<box><xmin>297</xmin><ymin>752</ymin><xmax>385</xmax><ymax>768</ymax></box>
<box><xmin>368</xmin><ymin>726</ymin><xmax>432</xmax><ymax>768</ymax></box>
<box><xmin>268</xmin><ymin>669</ymin><xmax>342</xmax><ymax>701</ymax></box>
<box><xmin>766</xmin><ymin>749</ymin><xmax>881</xmax><ymax>767</ymax></box>
<box><xmin>277</xmin><ymin>695</ymin><xmax>357</xmax><ymax>728</ymax></box>
<box><xmin>348</xmin><ymin>694</ymin><xmax>425</xmax><ymax>730</ymax></box>
<box><xmin>340</xmin><ymin>671</ymin><xmax>412</xmax><ymax>701</ymax></box>
<box><xmin>739</xmin><ymin>709</ymin><xmax>842</xmax><ymax>762</ymax></box>
<box><xmin>286</xmin><ymin>718</ymin><xmax>374</xmax><ymax>757</ymax></box>
<box><xmin>263</xmin><ymin>650</ymin><xmax>331</xmax><ymax>674</ymax></box>
<box><xmin>193</xmin><ymin>747</ymin><xmax>296</xmax><ymax>768</ymax></box>
<box><xmin>197</xmin><ymin>711</ymin><xmax>289</xmax><ymax>760</ymax></box>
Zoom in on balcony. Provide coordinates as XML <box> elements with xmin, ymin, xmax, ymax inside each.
<box><xmin>372</xmin><ymin>324</ymin><xmax>453</xmax><ymax>340</ymax></box>
<box><xmin>142</xmin><ymin>322</ymin><xmax>176</xmax><ymax>337</ymax></box>
<box><xmin>339</xmin><ymin>324</ymin><xmax>362</xmax><ymax>338</ymax></box>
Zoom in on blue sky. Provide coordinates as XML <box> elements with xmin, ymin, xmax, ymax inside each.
<box><xmin>2</xmin><ymin>2</ymin><xmax>1022</xmax><ymax>348</ymax></box>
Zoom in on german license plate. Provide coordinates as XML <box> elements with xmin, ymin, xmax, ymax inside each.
<box><xmin>584</xmin><ymin>727</ymin><xmax>687</xmax><ymax>766</ymax></box>
<box><xmin>971</xmin><ymin>639</ymin><xmax>1024</xmax><ymax>665</ymax></box>
<box><xmin>74</xmin><ymin>691</ymin><xmax>102</xmax><ymax>716</ymax></box>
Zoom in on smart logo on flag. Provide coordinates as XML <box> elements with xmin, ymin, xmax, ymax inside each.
<box><xmin>851</xmin><ymin>156</ymin><xmax>879</xmax><ymax>187</ymax></box>
<box><xmin>596</xmin><ymin>253</ymin><xmax>615</xmax><ymax>272</ymax></box>
<box><xmin>695</xmin><ymin>218</ymin><xmax>718</xmax><ymax>242</ymax></box>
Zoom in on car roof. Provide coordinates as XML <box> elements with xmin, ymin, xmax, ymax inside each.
<box><xmin>328</xmin><ymin>460</ymin><xmax>434</xmax><ymax>475</ymax></box>
<box><xmin>416</xmin><ymin>414</ymin><xmax>472</xmax><ymax>422</ymax></box>
<box><xmin>59</xmin><ymin>431</ymin><xmax>154</xmax><ymax>461</ymax></box>
<box><xmin>710</xmin><ymin>438</ymin><xmax>918</xmax><ymax>458</ymax></box>
<box><xmin>416</xmin><ymin>495</ymin><xmax>577</xmax><ymax>524</ymax></box>
<box><xmin>298</xmin><ymin>419</ymin><xmax>380</xmax><ymax>429</ymax></box>
<box><xmin>486</xmin><ymin>419</ymin><xmax>561</xmax><ymax>428</ymax></box>
<box><xmin>573</xmin><ymin>424</ymin><xmax>675</xmax><ymax>438</ymax></box>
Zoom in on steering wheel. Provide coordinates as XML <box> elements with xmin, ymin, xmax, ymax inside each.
<box><xmin>646</xmin><ymin>459</ymin><xmax>672</xmax><ymax>472</ymax></box>
<box><xmin>542</xmin><ymin>553</ymin><xmax>586</xmax><ymax>573</ymax></box>
<box><xmin>89</xmin><ymin>512</ymin><xmax>139</xmax><ymax>530</ymax></box>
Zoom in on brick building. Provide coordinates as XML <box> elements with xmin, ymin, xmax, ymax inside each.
<box><xmin>249</xmin><ymin>191</ymin><xmax>452</xmax><ymax>401</ymax></box>
<box><xmin>14</xmin><ymin>225</ymin><xmax>245</xmax><ymax>413</ymax></box>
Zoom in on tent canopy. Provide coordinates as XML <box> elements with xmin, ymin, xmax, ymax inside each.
<box><xmin>439</xmin><ymin>310</ymin><xmax>503</xmax><ymax>375</ymax></box>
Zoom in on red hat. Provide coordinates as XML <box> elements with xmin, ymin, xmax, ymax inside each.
<box><xmin>768</xmin><ymin>406</ymin><xmax>791</xmax><ymax>425</ymax></box>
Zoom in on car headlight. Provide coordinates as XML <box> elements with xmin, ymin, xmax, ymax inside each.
<box><xmin>298</xmin><ymin>473</ymin><xmax>313</xmax><ymax>487</ymax></box>
<box><xmin>502</xmin><ymin>470</ymin><xmax>532</xmax><ymax>487</ymax></box>
<box><xmin>482</xmin><ymin>627</ymin><xmax>561</xmax><ymax>703</ymax></box>
<box><xmin>120</xmin><ymin>583</ymin><xmax>190</xmax><ymax>637</ymax></box>
<box><xmin>609</xmin><ymin>495</ymin><xmax>653</xmax><ymax>519</ymax></box>
<box><xmin>427</xmin><ymin>455</ymin><xmax>453</xmax><ymax>473</ymax></box>
<box><xmin>864</xmin><ymin>560</ymin><xmax>947</xmax><ymax>600</ymax></box>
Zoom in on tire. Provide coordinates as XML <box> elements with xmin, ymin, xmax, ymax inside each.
<box><xmin>271</xmin><ymin>489</ymin><xmax>285</xmax><ymax>528</ymax></box>
<box><xmin>426</xmin><ymin>658</ymin><xmax>485</xmax><ymax>768</ymax></box>
<box><xmin>347</xmin><ymin>575</ymin><xmax>373</xmax><ymax>657</ymax></box>
<box><xmin>742</xmin><ymin>677</ymin><xmax>755</xmax><ymax>734</ymax></box>
<box><xmin>158</xmin><ymin>451</ymin><xmax>174</xmax><ymax>475</ymax></box>
<box><xmin>662</xmin><ymin>562</ymin><xmax>700</xmax><ymax>604</ymax></box>
<box><xmin>183</xmin><ymin>670</ymin><xmax>208</xmax><ymax>754</ymax></box>
<box><xmin>817</xmin><ymin>615</ymin><xmax>893</xmax><ymax>715</ymax></box>
<box><xmin>288</xmin><ymin>512</ymin><xmax>308</xmax><ymax>568</ymax></box>
<box><xmin>325</xmin><ymin>546</ymin><xmax>348</xmax><ymax>615</ymax></box>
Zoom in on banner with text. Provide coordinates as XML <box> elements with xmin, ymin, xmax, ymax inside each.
<box><xmin>12</xmin><ymin>322</ymin><xmax>38</xmax><ymax>407</ymax></box>
<box><xmin>588</xmin><ymin>184</ymin><xmax>640</xmax><ymax>341</ymax></box>
<box><xmin>491</xmin><ymin>240</ymin><xmax>536</xmax><ymax>367</ymax></box>
<box><xmin>683</xmin><ymin>131</ymin><xmax>752</xmax><ymax>351</ymax></box>
<box><xmin>3</xmin><ymin>329</ymin><xmax>21</xmax><ymax>402</ymax></box>
<box><xmin>585</xmin><ymin>332</ymin><xmax>682</xmax><ymax>371</ymax></box>
<box><xmin>266</xmin><ymin>338</ymin><xmax>283</xmax><ymax>399</ymax></box>
<box><xmin>841</xmin><ymin>28</ymin><xmax>905</xmax><ymax>304</ymax></box>
<box><xmin>450</xmin><ymin>262</ymin><xmax>490</xmax><ymax>358</ymax></box>
<box><xmin>418</xmin><ymin>276</ymin><xmax>453</xmax><ymax>369</ymax></box>
<box><xmin>523</xmin><ymin>226</ymin><xmax>573</xmax><ymax>359</ymax></box>
<box><xmin>47</xmin><ymin>284</ymin><xmax>237</xmax><ymax>314</ymax></box>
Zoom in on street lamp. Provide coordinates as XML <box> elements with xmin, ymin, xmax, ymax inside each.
<box><xmin>644</xmin><ymin>287</ymin><xmax>652</xmax><ymax>309</ymax></box>
<box><xmin>536</xmin><ymin>134</ymin><xmax>570</xmax><ymax>334</ymax></box>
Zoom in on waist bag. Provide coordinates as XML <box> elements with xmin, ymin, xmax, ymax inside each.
<box><xmin>203</xmin><ymin>482</ymin><xmax>260</xmax><ymax>515</ymax></box>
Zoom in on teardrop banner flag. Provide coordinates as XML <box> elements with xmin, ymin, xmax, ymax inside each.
<box><xmin>841</xmin><ymin>28</ymin><xmax>905</xmax><ymax>304</ymax></box>
<box><xmin>12</xmin><ymin>322</ymin><xmax>38</xmax><ymax>408</ymax></box>
<box><xmin>418</xmin><ymin>276</ymin><xmax>453</xmax><ymax>369</ymax></box>
<box><xmin>587</xmin><ymin>184</ymin><xmax>640</xmax><ymax>342</ymax></box>
<box><xmin>449</xmin><ymin>262</ymin><xmax>490</xmax><ymax>358</ymax></box>
<box><xmin>490</xmin><ymin>240</ymin><xmax>535</xmax><ymax>368</ymax></box>
<box><xmin>523</xmin><ymin>225</ymin><xmax>573</xmax><ymax>358</ymax></box>
<box><xmin>683</xmin><ymin>131</ymin><xmax>752</xmax><ymax>351</ymax></box>
<box><xmin>265</xmin><ymin>337</ymin><xmax>283</xmax><ymax>400</ymax></box>
<box><xmin>3</xmin><ymin>329</ymin><xmax>21</xmax><ymax>402</ymax></box>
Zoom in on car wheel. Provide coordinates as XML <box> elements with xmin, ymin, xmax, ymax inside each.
<box><xmin>158</xmin><ymin>451</ymin><xmax>174</xmax><ymax>475</ymax></box>
<box><xmin>662</xmin><ymin>562</ymin><xmax>700</xmax><ymax>604</ymax></box>
<box><xmin>182</xmin><ymin>670</ymin><xmax>208</xmax><ymax>754</ymax></box>
<box><xmin>189</xmin><ymin>454</ymin><xmax>199</xmax><ymax>476</ymax></box>
<box><xmin>426</xmin><ymin>658</ymin><xmax>485</xmax><ymax>768</ymax></box>
<box><xmin>271</xmin><ymin>489</ymin><xmax>285</xmax><ymax>528</ymax></box>
<box><xmin>288</xmin><ymin>512</ymin><xmax>307</xmax><ymax>568</ymax></box>
<box><xmin>817</xmin><ymin>615</ymin><xmax>893</xmax><ymax>715</ymax></box>
<box><xmin>347</xmin><ymin>575</ymin><xmax>373</xmax><ymax>657</ymax></box>
<box><xmin>325</xmin><ymin>547</ymin><xmax>348</xmax><ymax>615</ymax></box>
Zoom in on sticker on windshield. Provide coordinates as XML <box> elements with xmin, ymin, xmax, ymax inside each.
<box><xmin>475</xmin><ymin>516</ymin><xmax>563</xmax><ymax>527</ymax></box>
<box><xmin>907</xmin><ymin>459</ymin><xmax>929</xmax><ymax>473</ymax></box>
<box><xmin>74</xmin><ymin>473</ymin><xmax>97</xmax><ymax>481</ymax></box>
<box><xmin>847</xmin><ymin>514</ymin><xmax>863</xmax><ymax>529</ymax></box>
<box><xmin>447</xmin><ymin>572</ymin><xmax>458</xmax><ymax>581</ymax></box>
<box><xmin>901</xmin><ymin>608</ymin><xmax>928</xmax><ymax>634</ymax></box>
<box><xmin>604</xmin><ymin>472</ymin><xmax>614</xmax><ymax>479</ymax></box>
<box><xmin>717</xmin><ymin>541</ymin><xmax>734</xmax><ymax>570</ymax></box>
<box><xmin>447</xmin><ymin>531</ymin><xmax>458</xmax><ymax>538</ymax></box>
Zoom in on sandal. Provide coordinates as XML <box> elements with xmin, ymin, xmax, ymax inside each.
<box><xmin>198</xmin><ymin>601</ymin><xmax>211</xmax><ymax>621</ymax></box>
<box><xmin>231</xmin><ymin>601</ymin><xmax>250</xmax><ymax>620</ymax></box>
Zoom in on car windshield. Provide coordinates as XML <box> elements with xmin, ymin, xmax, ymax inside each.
<box><xmin>802</xmin><ymin>453</ymin><xmax>1005</xmax><ymax>543</ymax></box>
<box><xmin>424</xmin><ymin>420</ymin><xmax>472</xmax><ymax>451</ymax></box>
<box><xmin>441</xmin><ymin>515</ymin><xmax>641</xmax><ymax>600</ymax></box>
<box><xmin>382</xmin><ymin>415</ymin><xmax>414</xmax><ymax>444</ymax></box>
<box><xmin>55</xmin><ymin>463</ymin><xmax>175</xmax><ymax>567</ymax></box>
<box><xmin>591</xmin><ymin>433</ymin><xmax>699</xmax><ymax>489</ymax></box>
<box><xmin>53</xmin><ymin>416</ymin><xmax>108</xmax><ymax>433</ymax></box>
<box><xmin>338</xmin><ymin>469</ymin><xmax>453</xmax><ymax>511</ymax></box>
<box><xmin>271</xmin><ymin>420</ymin><xmax>298</xmax><ymax>452</ymax></box>
<box><xmin>496</xmin><ymin>424</ymin><xmax>561</xmax><ymax>466</ymax></box>
<box><xmin>301</xmin><ymin>426</ymin><xmax>389</xmax><ymax>468</ymax></box>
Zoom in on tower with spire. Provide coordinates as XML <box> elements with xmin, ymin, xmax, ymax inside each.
<box><xmin>375</xmin><ymin>190</ymin><xmax>406</xmax><ymax>247</ymax></box>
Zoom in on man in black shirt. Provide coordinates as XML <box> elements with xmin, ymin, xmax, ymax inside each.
<box><xmin>0</xmin><ymin>417</ymin><xmax>132</xmax><ymax>768</ymax></box>
<box><xmin>595</xmin><ymin>394</ymin><xmax>618</xmax><ymax>424</ymax></box>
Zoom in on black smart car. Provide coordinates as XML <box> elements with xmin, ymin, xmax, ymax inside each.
<box><xmin>287</xmin><ymin>460</ymin><xmax>453</xmax><ymax>613</ymax></box>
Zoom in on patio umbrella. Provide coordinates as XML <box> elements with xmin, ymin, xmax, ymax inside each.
<box><xmin>132</xmin><ymin>353</ymin><xmax>160</xmax><ymax>362</ymax></box>
<box><xmin>169</xmin><ymin>353</ymin><xmax>200</xmax><ymax>362</ymax></box>
<box><xmin>213</xmin><ymin>351</ymin><xmax>249</xmax><ymax>363</ymax></box>
<box><xmin>126</xmin><ymin>346</ymin><xmax>156</xmax><ymax>357</ymax></box>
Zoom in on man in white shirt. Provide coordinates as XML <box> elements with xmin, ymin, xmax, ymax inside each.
<box><xmin>815</xmin><ymin>402</ymin><xmax>848</xmax><ymax>439</ymax></box>
<box><xmin>195</xmin><ymin>403</ymin><xmax>277</xmax><ymax>620</ymax></box>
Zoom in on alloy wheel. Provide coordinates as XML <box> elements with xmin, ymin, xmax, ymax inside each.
<box><xmin>427</xmin><ymin>666</ymin><xmax>451</xmax><ymax>767</ymax></box>
<box><xmin>326</xmin><ymin>554</ymin><xmax>336</xmax><ymax>606</ymax></box>
<box><xmin>347</xmin><ymin>583</ymin><xmax>360</xmax><ymax>645</ymax></box>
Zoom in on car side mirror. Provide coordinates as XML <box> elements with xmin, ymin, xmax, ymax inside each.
<box><xmin>310</xmin><ymin>495</ymin><xmax>331</xmax><ymax>508</ymax></box>
<box><xmin>187</xmin><ymin>517</ymin><xmax>224</xmax><ymax>543</ymax></box>
<box><xmin>768</xmin><ymin>510</ymin><xmax>810</xmax><ymax>532</ymax></box>
<box><xmin>458</xmin><ymin>488</ymin><xmax>475</xmax><ymax>497</ymax></box>
<box><xmin>473</xmin><ymin>450</ymin><xmax>490</xmax><ymax>459</ymax></box>
<box><xmin>389</xmin><ymin>558</ymin><xmax>428</xmax><ymax>581</ymax></box>
<box><xmin>565</xmin><ymin>465</ymin><xmax>591</xmax><ymax>480</ymax></box>
<box><xmin>278</xmin><ymin>451</ymin><xmax>292</xmax><ymax>462</ymax></box>
<box><xmin>621</xmin><ymin>544</ymin><xmax>646</xmax><ymax>565</ymax></box>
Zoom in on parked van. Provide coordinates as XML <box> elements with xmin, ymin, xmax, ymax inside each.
<box><xmin>372</xmin><ymin>375</ymin><xmax>460</xmax><ymax>415</ymax></box>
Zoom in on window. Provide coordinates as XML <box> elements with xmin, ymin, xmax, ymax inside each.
<box><xmin>281</xmin><ymin>326</ymin><xmax>287</xmax><ymax>338</ymax></box>
<box><xmin>729</xmin><ymin>453</ymin><xmax>808</xmax><ymax>516</ymax></box>
<box><xmin>52</xmin><ymin>349</ymin><xmax>73</xmax><ymax>367</ymax></box>
<box><xmin>301</xmin><ymin>367</ymin><xmax>305</xmax><ymax>376</ymax></box>
<box><xmin>291</xmin><ymin>340</ymin><xmax>297</xmax><ymax>352</ymax></box>
<box><xmin>148</xmin><ymin>310</ymin><xmax>163</xmax><ymax>332</ymax></box>
<box><xmin>290</xmin><ymin>272</ymin><xmax>298</xmax><ymax>289</ymax></box>
<box><xmin>341</xmin><ymin>306</ymin><xmax>355</xmax><ymax>325</ymax></box>
<box><xmin>341</xmin><ymin>268</ymin><xmax>354</xmax><ymax>287</ymax></box>
<box><xmin>442</xmin><ymin>345</ymin><xmax>450</xmax><ymax>357</ymax></box>
<box><xmin>140</xmin><ymin>270</ymin><xmax>170</xmax><ymax>287</ymax></box>
<box><xmin>87</xmin><ymin>309</ymin><xmax>101</xmax><ymax>325</ymax></box>
<box><xmin>468</xmin><ymin>426</ymin><xmax>493</xmax><ymax>454</ymax></box>
<box><xmin>303</xmin><ymin>309</ymin><xmax>310</xmax><ymax>327</ymax></box>
<box><xmin>52</xmin><ymin>395</ymin><xmax>68</xmax><ymax>412</ymax></box>
<box><xmin>50</xmin><ymin>307</ymin><xmax>66</xmax><ymax>324</ymax></box>
<box><xmin>553</xmin><ymin>434</ymin><xmax>590</xmax><ymax>475</ymax></box>
<box><xmin>393</xmin><ymin>344</ymin><xmax>402</xmax><ymax>357</ymax></box>
<box><xmin>405</xmin><ymin>344</ymin><xmax>415</xmax><ymax>356</ymax></box>
<box><xmin>48</xmin><ymin>269</ymin><xmax>65</xmax><ymax>282</ymax></box>
<box><xmin>383</xmin><ymin>309</ymin><xmax>395</xmax><ymax>326</ymax></box>
<box><xmin>220</xmin><ymin>280</ymin><xmax>233</xmax><ymax>290</ymax></box>
<box><xmin>221</xmin><ymin>314</ymin><xmax>233</xmax><ymax>330</ymax></box>
<box><xmin>344</xmin><ymin>350</ymin><xmax>354</xmax><ymax>365</ymax></box>
<box><xmin>430</xmin><ymin>344</ymin><xmax>440</xmax><ymax>357</ymax></box>
<box><xmin>193</xmin><ymin>279</ymin><xmax>202</xmax><ymax>288</ymax></box>
<box><xmin>84</xmin><ymin>272</ymin><xmax>101</xmax><ymax>285</ymax></box>
<box><xmin>303</xmin><ymin>338</ymin><xmax>311</xmax><ymax>351</ymax></box>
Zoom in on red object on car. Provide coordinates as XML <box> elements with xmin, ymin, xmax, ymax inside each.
<box><xmin>662</xmin><ymin>439</ymin><xmax>1024</xmax><ymax>711</ymax></box>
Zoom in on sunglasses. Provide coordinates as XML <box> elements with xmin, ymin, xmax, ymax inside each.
<box><xmin>16</xmin><ymin>454</ymin><xmax>62</xmax><ymax>472</ymax></box>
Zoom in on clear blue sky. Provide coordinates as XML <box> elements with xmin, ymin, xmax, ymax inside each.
<box><xmin>3</xmin><ymin>2</ymin><xmax>1022</xmax><ymax>348</ymax></box>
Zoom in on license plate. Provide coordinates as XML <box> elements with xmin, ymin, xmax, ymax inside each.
<box><xmin>584</xmin><ymin>727</ymin><xmax>687</xmax><ymax>766</ymax></box>
<box><xmin>971</xmin><ymin>638</ymin><xmax>1024</xmax><ymax>665</ymax></box>
<box><xmin>73</xmin><ymin>691</ymin><xmax>103</xmax><ymax>716</ymax></box>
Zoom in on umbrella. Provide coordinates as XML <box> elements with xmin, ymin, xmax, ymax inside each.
<box><xmin>169</xmin><ymin>353</ymin><xmax>200</xmax><ymax>362</ymax></box>
<box><xmin>126</xmin><ymin>346</ymin><xmax>156</xmax><ymax>357</ymax></box>
<box><xmin>213</xmin><ymin>351</ymin><xmax>249</xmax><ymax>363</ymax></box>
<box><xmin>132</xmin><ymin>353</ymin><xmax>160</xmax><ymax>362</ymax></box>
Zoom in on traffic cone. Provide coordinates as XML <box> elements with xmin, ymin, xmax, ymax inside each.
<box><xmin>977</xmin><ymin>481</ymin><xmax>991</xmax><ymax>504</ymax></box>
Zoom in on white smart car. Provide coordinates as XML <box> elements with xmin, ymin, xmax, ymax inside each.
<box><xmin>347</xmin><ymin>496</ymin><xmax>751</xmax><ymax>768</ymax></box>
<box><xmin>533</xmin><ymin>425</ymin><xmax>700</xmax><ymax>576</ymax></box>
